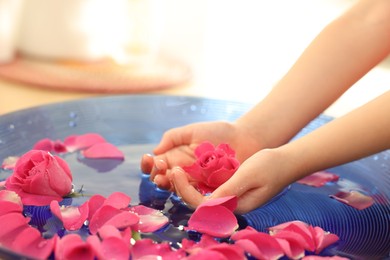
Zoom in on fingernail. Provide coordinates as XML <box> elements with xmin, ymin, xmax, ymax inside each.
<box><xmin>172</xmin><ymin>166</ymin><xmax>184</xmax><ymax>173</ymax></box>
<box><xmin>155</xmin><ymin>159</ymin><xmax>165</xmax><ymax>170</ymax></box>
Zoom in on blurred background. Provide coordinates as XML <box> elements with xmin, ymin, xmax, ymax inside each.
<box><xmin>0</xmin><ymin>0</ymin><xmax>389</xmax><ymax>116</ymax></box>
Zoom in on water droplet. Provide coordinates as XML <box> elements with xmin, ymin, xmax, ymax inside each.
<box><xmin>69</xmin><ymin>111</ymin><xmax>78</xmax><ymax>118</ymax></box>
<box><xmin>38</xmin><ymin>240</ymin><xmax>48</xmax><ymax>248</ymax></box>
<box><xmin>373</xmin><ymin>155</ymin><xmax>379</xmax><ymax>161</ymax></box>
<box><xmin>190</xmin><ymin>105</ymin><xmax>197</xmax><ymax>111</ymax></box>
<box><xmin>200</xmin><ymin>108</ymin><xmax>207</xmax><ymax>114</ymax></box>
<box><xmin>8</xmin><ymin>124</ymin><xmax>15</xmax><ymax>130</ymax></box>
<box><xmin>69</xmin><ymin>121</ymin><xmax>77</xmax><ymax>127</ymax></box>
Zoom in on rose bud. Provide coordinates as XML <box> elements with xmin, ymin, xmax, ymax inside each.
<box><xmin>5</xmin><ymin>150</ymin><xmax>73</xmax><ymax>206</ymax></box>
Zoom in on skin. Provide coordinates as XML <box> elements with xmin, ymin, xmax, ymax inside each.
<box><xmin>141</xmin><ymin>0</ymin><xmax>390</xmax><ymax>214</ymax></box>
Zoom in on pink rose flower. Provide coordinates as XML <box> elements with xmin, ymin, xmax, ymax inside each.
<box><xmin>183</xmin><ymin>142</ymin><xmax>240</xmax><ymax>194</ymax></box>
<box><xmin>5</xmin><ymin>150</ymin><xmax>73</xmax><ymax>206</ymax></box>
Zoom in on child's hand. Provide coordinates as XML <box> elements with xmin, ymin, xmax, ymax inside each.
<box><xmin>140</xmin><ymin>121</ymin><xmax>263</xmax><ymax>191</ymax></box>
<box><xmin>166</xmin><ymin>148</ymin><xmax>295</xmax><ymax>214</ymax></box>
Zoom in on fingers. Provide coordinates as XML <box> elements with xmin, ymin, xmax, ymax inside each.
<box><xmin>153</xmin><ymin>126</ymin><xmax>193</xmax><ymax>155</ymax></box>
<box><xmin>170</xmin><ymin>167</ymin><xmax>204</xmax><ymax>208</ymax></box>
<box><xmin>149</xmin><ymin>158</ymin><xmax>167</xmax><ymax>181</ymax></box>
<box><xmin>141</xmin><ymin>154</ymin><xmax>173</xmax><ymax>190</ymax></box>
<box><xmin>153</xmin><ymin>174</ymin><xmax>172</xmax><ymax>191</ymax></box>
<box><xmin>140</xmin><ymin>154</ymin><xmax>154</xmax><ymax>174</ymax></box>
<box><xmin>209</xmin><ymin>171</ymin><xmax>252</xmax><ymax>200</ymax></box>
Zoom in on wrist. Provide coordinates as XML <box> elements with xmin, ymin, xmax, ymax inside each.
<box><xmin>269</xmin><ymin>145</ymin><xmax>307</xmax><ymax>186</ymax></box>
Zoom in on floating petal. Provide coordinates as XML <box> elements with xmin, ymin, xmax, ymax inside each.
<box><xmin>89</xmin><ymin>205</ymin><xmax>139</xmax><ymax>235</ymax></box>
<box><xmin>82</xmin><ymin>143</ymin><xmax>125</xmax><ymax>160</ymax></box>
<box><xmin>87</xmin><ymin>194</ymin><xmax>106</xmax><ymax>220</ymax></box>
<box><xmin>104</xmin><ymin>191</ymin><xmax>131</xmax><ymax>209</ymax></box>
<box><xmin>33</xmin><ymin>138</ymin><xmax>67</xmax><ymax>153</ymax></box>
<box><xmin>0</xmin><ymin>190</ymin><xmax>23</xmax><ymax>215</ymax></box>
<box><xmin>11</xmin><ymin>226</ymin><xmax>57</xmax><ymax>260</ymax></box>
<box><xmin>50</xmin><ymin>200</ymin><xmax>89</xmax><ymax>230</ymax></box>
<box><xmin>330</xmin><ymin>190</ymin><xmax>374</xmax><ymax>210</ymax></box>
<box><xmin>201</xmin><ymin>195</ymin><xmax>238</xmax><ymax>212</ymax></box>
<box><xmin>99</xmin><ymin>236</ymin><xmax>130</xmax><ymax>260</ymax></box>
<box><xmin>55</xmin><ymin>234</ymin><xmax>95</xmax><ymax>260</ymax></box>
<box><xmin>64</xmin><ymin>133</ymin><xmax>106</xmax><ymax>152</ymax></box>
<box><xmin>130</xmin><ymin>205</ymin><xmax>169</xmax><ymax>233</ymax></box>
<box><xmin>132</xmin><ymin>239</ymin><xmax>184</xmax><ymax>260</ymax></box>
<box><xmin>231</xmin><ymin>227</ymin><xmax>284</xmax><ymax>260</ymax></box>
<box><xmin>187</xmin><ymin>205</ymin><xmax>238</xmax><ymax>238</ymax></box>
<box><xmin>1</xmin><ymin>156</ymin><xmax>19</xmax><ymax>170</ymax></box>
<box><xmin>0</xmin><ymin>213</ymin><xmax>30</xmax><ymax>247</ymax></box>
<box><xmin>298</xmin><ymin>171</ymin><xmax>339</xmax><ymax>187</ymax></box>
<box><xmin>312</xmin><ymin>226</ymin><xmax>340</xmax><ymax>254</ymax></box>
<box><xmin>270</xmin><ymin>221</ymin><xmax>316</xmax><ymax>252</ymax></box>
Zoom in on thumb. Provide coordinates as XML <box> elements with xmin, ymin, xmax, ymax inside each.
<box><xmin>208</xmin><ymin>172</ymin><xmax>251</xmax><ymax>201</ymax></box>
<box><xmin>170</xmin><ymin>167</ymin><xmax>204</xmax><ymax>208</ymax></box>
<box><xmin>153</xmin><ymin>126</ymin><xmax>193</xmax><ymax>155</ymax></box>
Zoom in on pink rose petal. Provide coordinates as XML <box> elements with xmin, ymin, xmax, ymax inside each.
<box><xmin>132</xmin><ymin>239</ymin><xmax>185</xmax><ymax>260</ymax></box>
<box><xmin>278</xmin><ymin>237</ymin><xmax>307</xmax><ymax>259</ymax></box>
<box><xmin>104</xmin><ymin>191</ymin><xmax>131</xmax><ymax>209</ymax></box>
<box><xmin>186</xmin><ymin>205</ymin><xmax>238</xmax><ymax>238</ymax></box>
<box><xmin>87</xmin><ymin>194</ymin><xmax>106</xmax><ymax>220</ymax></box>
<box><xmin>273</xmin><ymin>232</ymin><xmax>307</xmax><ymax>259</ymax></box>
<box><xmin>86</xmin><ymin>235</ymin><xmax>102</xmax><ymax>255</ymax></box>
<box><xmin>201</xmin><ymin>195</ymin><xmax>238</xmax><ymax>212</ymax></box>
<box><xmin>0</xmin><ymin>190</ymin><xmax>23</xmax><ymax>215</ymax></box>
<box><xmin>230</xmin><ymin>226</ymin><xmax>258</xmax><ymax>240</ymax></box>
<box><xmin>89</xmin><ymin>205</ymin><xmax>124</xmax><ymax>235</ymax></box>
<box><xmin>64</xmin><ymin>133</ymin><xmax>107</xmax><ymax>152</ymax></box>
<box><xmin>270</xmin><ymin>221</ymin><xmax>316</xmax><ymax>252</ymax></box>
<box><xmin>187</xmin><ymin>243</ymin><xmax>245</xmax><ymax>260</ymax></box>
<box><xmin>298</xmin><ymin>171</ymin><xmax>340</xmax><ymax>187</ymax></box>
<box><xmin>130</xmin><ymin>205</ymin><xmax>169</xmax><ymax>233</ymax></box>
<box><xmin>98</xmin><ymin>236</ymin><xmax>130</xmax><ymax>260</ymax></box>
<box><xmin>231</xmin><ymin>227</ymin><xmax>284</xmax><ymax>260</ymax></box>
<box><xmin>269</xmin><ymin>221</ymin><xmax>340</xmax><ymax>255</ymax></box>
<box><xmin>184</xmin><ymin>142</ymin><xmax>240</xmax><ymax>194</ymax></box>
<box><xmin>207</xmin><ymin>167</ymin><xmax>237</xmax><ymax>188</ymax></box>
<box><xmin>194</xmin><ymin>142</ymin><xmax>215</xmax><ymax>157</ymax></box>
<box><xmin>50</xmin><ymin>200</ymin><xmax>89</xmax><ymax>230</ymax></box>
<box><xmin>11</xmin><ymin>226</ymin><xmax>57</xmax><ymax>260</ymax></box>
<box><xmin>0</xmin><ymin>201</ymin><xmax>24</xmax><ymax>216</ymax></box>
<box><xmin>302</xmin><ymin>256</ymin><xmax>349</xmax><ymax>260</ymax></box>
<box><xmin>330</xmin><ymin>190</ymin><xmax>374</xmax><ymax>210</ymax></box>
<box><xmin>97</xmin><ymin>225</ymin><xmax>123</xmax><ymax>239</ymax></box>
<box><xmin>197</xmin><ymin>234</ymin><xmax>220</xmax><ymax>248</ymax></box>
<box><xmin>89</xmin><ymin>205</ymin><xmax>139</xmax><ymax>235</ymax></box>
<box><xmin>82</xmin><ymin>142</ymin><xmax>125</xmax><ymax>160</ymax></box>
<box><xmin>202</xmin><ymin>243</ymin><xmax>245</xmax><ymax>260</ymax></box>
<box><xmin>33</xmin><ymin>138</ymin><xmax>67</xmax><ymax>153</ymax></box>
<box><xmin>104</xmin><ymin>211</ymin><xmax>140</xmax><ymax>230</ymax></box>
<box><xmin>32</xmin><ymin>138</ymin><xmax>55</xmax><ymax>151</ymax></box>
<box><xmin>55</xmin><ymin>234</ymin><xmax>95</xmax><ymax>260</ymax></box>
<box><xmin>312</xmin><ymin>226</ymin><xmax>340</xmax><ymax>254</ymax></box>
<box><xmin>0</xmin><ymin>213</ymin><xmax>30</xmax><ymax>247</ymax></box>
<box><xmin>234</xmin><ymin>239</ymin><xmax>264</xmax><ymax>259</ymax></box>
<box><xmin>186</xmin><ymin>249</ymin><xmax>228</xmax><ymax>260</ymax></box>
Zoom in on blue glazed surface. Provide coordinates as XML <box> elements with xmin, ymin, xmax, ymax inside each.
<box><xmin>0</xmin><ymin>95</ymin><xmax>389</xmax><ymax>259</ymax></box>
